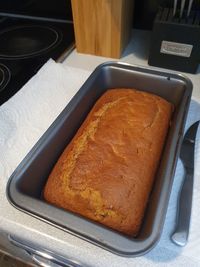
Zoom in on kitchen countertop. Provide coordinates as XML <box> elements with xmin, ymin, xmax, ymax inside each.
<box><xmin>1</xmin><ymin>30</ymin><xmax>200</xmax><ymax>267</ymax></box>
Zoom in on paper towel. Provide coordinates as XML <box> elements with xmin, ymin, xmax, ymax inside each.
<box><xmin>0</xmin><ymin>59</ymin><xmax>91</xmax><ymax>179</ymax></box>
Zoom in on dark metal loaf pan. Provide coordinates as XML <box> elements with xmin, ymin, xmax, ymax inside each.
<box><xmin>7</xmin><ymin>62</ymin><xmax>193</xmax><ymax>257</ymax></box>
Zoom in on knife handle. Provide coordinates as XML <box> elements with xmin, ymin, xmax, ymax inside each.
<box><xmin>180</xmin><ymin>0</ymin><xmax>186</xmax><ymax>19</ymax></box>
<box><xmin>173</xmin><ymin>0</ymin><xmax>178</xmax><ymax>17</ymax></box>
<box><xmin>187</xmin><ymin>0</ymin><xmax>194</xmax><ymax>17</ymax></box>
<box><xmin>171</xmin><ymin>169</ymin><xmax>194</xmax><ymax>246</ymax></box>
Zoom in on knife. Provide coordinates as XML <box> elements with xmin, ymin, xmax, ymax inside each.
<box><xmin>180</xmin><ymin>0</ymin><xmax>186</xmax><ymax>19</ymax></box>
<box><xmin>187</xmin><ymin>0</ymin><xmax>194</xmax><ymax>17</ymax></box>
<box><xmin>171</xmin><ymin>120</ymin><xmax>199</xmax><ymax>246</ymax></box>
<box><xmin>173</xmin><ymin>0</ymin><xmax>178</xmax><ymax>17</ymax></box>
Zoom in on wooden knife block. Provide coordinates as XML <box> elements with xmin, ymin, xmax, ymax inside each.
<box><xmin>71</xmin><ymin>0</ymin><xmax>134</xmax><ymax>58</ymax></box>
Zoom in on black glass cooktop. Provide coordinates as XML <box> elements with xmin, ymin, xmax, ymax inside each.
<box><xmin>0</xmin><ymin>15</ymin><xmax>74</xmax><ymax>105</ymax></box>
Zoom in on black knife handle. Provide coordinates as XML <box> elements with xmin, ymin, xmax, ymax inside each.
<box><xmin>171</xmin><ymin>168</ymin><xmax>194</xmax><ymax>246</ymax></box>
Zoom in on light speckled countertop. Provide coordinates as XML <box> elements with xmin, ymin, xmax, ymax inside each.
<box><xmin>1</xmin><ymin>30</ymin><xmax>200</xmax><ymax>267</ymax></box>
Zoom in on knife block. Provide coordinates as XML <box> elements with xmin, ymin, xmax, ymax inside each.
<box><xmin>71</xmin><ymin>0</ymin><xmax>134</xmax><ymax>58</ymax></box>
<box><xmin>148</xmin><ymin>7</ymin><xmax>200</xmax><ymax>73</ymax></box>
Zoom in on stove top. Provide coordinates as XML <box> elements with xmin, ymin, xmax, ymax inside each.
<box><xmin>0</xmin><ymin>15</ymin><xmax>75</xmax><ymax>105</ymax></box>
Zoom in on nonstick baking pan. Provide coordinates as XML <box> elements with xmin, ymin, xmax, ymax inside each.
<box><xmin>6</xmin><ymin>62</ymin><xmax>193</xmax><ymax>257</ymax></box>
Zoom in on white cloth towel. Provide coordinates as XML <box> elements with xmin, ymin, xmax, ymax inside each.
<box><xmin>0</xmin><ymin>59</ymin><xmax>200</xmax><ymax>266</ymax></box>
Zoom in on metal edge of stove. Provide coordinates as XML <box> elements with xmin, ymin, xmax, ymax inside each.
<box><xmin>8</xmin><ymin>235</ymin><xmax>85</xmax><ymax>267</ymax></box>
<box><xmin>0</xmin><ymin>12</ymin><xmax>74</xmax><ymax>24</ymax></box>
<box><xmin>56</xmin><ymin>43</ymin><xmax>75</xmax><ymax>63</ymax></box>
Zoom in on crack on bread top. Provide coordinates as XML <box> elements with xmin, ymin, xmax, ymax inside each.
<box><xmin>65</xmin><ymin>97</ymin><xmax>126</xmax><ymax>190</ymax></box>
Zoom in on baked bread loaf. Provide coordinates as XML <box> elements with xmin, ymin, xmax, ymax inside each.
<box><xmin>44</xmin><ymin>88</ymin><xmax>173</xmax><ymax>236</ymax></box>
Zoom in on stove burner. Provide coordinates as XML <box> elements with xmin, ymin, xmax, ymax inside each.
<box><xmin>0</xmin><ymin>64</ymin><xmax>11</xmax><ymax>92</ymax></box>
<box><xmin>0</xmin><ymin>25</ymin><xmax>61</xmax><ymax>59</ymax></box>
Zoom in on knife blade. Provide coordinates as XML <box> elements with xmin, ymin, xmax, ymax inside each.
<box><xmin>171</xmin><ymin>120</ymin><xmax>199</xmax><ymax>246</ymax></box>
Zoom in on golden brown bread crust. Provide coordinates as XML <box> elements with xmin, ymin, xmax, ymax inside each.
<box><xmin>44</xmin><ymin>88</ymin><xmax>173</xmax><ymax>236</ymax></box>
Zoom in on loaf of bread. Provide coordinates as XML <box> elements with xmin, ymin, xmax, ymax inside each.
<box><xmin>44</xmin><ymin>88</ymin><xmax>173</xmax><ymax>236</ymax></box>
